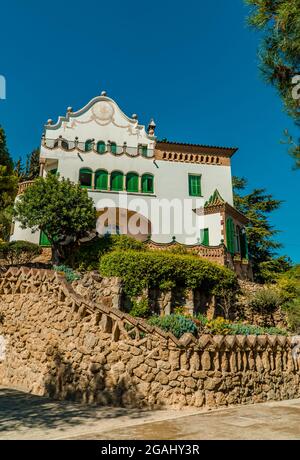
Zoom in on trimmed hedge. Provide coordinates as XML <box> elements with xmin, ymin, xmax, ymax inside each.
<box><xmin>0</xmin><ymin>240</ymin><xmax>42</xmax><ymax>265</ymax></box>
<box><xmin>99</xmin><ymin>250</ymin><xmax>238</xmax><ymax>297</ymax></box>
<box><xmin>71</xmin><ymin>235</ymin><xmax>145</xmax><ymax>271</ymax></box>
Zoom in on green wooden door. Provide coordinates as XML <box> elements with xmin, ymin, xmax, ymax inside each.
<box><xmin>40</xmin><ymin>231</ymin><xmax>51</xmax><ymax>247</ymax></box>
<box><xmin>200</xmin><ymin>228</ymin><xmax>209</xmax><ymax>246</ymax></box>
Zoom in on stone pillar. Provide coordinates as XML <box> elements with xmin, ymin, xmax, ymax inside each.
<box><xmin>138</xmin><ymin>175</ymin><xmax>142</xmax><ymax>193</ymax></box>
<box><xmin>185</xmin><ymin>289</ymin><xmax>194</xmax><ymax>316</ymax></box>
<box><xmin>107</xmin><ymin>173</ymin><xmax>111</xmax><ymax>191</ymax></box>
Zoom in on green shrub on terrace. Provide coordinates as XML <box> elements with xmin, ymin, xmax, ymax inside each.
<box><xmin>99</xmin><ymin>250</ymin><xmax>238</xmax><ymax>298</ymax></box>
<box><xmin>194</xmin><ymin>315</ymin><xmax>288</xmax><ymax>336</ymax></box>
<box><xmin>148</xmin><ymin>314</ymin><xmax>198</xmax><ymax>339</ymax></box>
<box><xmin>248</xmin><ymin>288</ymin><xmax>283</xmax><ymax>313</ymax></box>
<box><xmin>54</xmin><ymin>265</ymin><xmax>80</xmax><ymax>282</ymax></box>
<box><xmin>129</xmin><ymin>297</ymin><xmax>150</xmax><ymax>318</ymax></box>
<box><xmin>0</xmin><ymin>240</ymin><xmax>42</xmax><ymax>265</ymax></box>
<box><xmin>71</xmin><ymin>235</ymin><xmax>145</xmax><ymax>271</ymax></box>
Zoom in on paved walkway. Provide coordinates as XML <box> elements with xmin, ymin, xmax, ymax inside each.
<box><xmin>0</xmin><ymin>387</ymin><xmax>300</xmax><ymax>440</ymax></box>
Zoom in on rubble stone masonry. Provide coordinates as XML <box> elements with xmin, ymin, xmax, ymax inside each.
<box><xmin>0</xmin><ymin>267</ymin><xmax>299</xmax><ymax>409</ymax></box>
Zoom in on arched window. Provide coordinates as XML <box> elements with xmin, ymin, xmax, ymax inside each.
<box><xmin>95</xmin><ymin>169</ymin><xmax>108</xmax><ymax>190</ymax></box>
<box><xmin>138</xmin><ymin>145</ymin><xmax>148</xmax><ymax>157</ymax></box>
<box><xmin>142</xmin><ymin>174</ymin><xmax>154</xmax><ymax>194</ymax></box>
<box><xmin>85</xmin><ymin>139</ymin><xmax>93</xmax><ymax>152</ymax></box>
<box><xmin>110</xmin><ymin>142</ymin><xmax>117</xmax><ymax>154</ymax></box>
<box><xmin>79</xmin><ymin>168</ymin><xmax>92</xmax><ymax>188</ymax></box>
<box><xmin>226</xmin><ymin>217</ymin><xmax>235</xmax><ymax>254</ymax></box>
<box><xmin>111</xmin><ymin>171</ymin><xmax>124</xmax><ymax>191</ymax></box>
<box><xmin>97</xmin><ymin>141</ymin><xmax>106</xmax><ymax>154</ymax></box>
<box><xmin>126</xmin><ymin>172</ymin><xmax>139</xmax><ymax>193</ymax></box>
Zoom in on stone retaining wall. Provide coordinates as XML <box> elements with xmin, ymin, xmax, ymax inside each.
<box><xmin>0</xmin><ymin>268</ymin><xmax>299</xmax><ymax>409</ymax></box>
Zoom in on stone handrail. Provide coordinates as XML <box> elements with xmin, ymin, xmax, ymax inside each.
<box><xmin>17</xmin><ymin>180</ymin><xmax>35</xmax><ymax>196</ymax></box>
<box><xmin>0</xmin><ymin>267</ymin><xmax>296</xmax><ymax>353</ymax></box>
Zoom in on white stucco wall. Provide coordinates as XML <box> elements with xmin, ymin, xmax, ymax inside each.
<box><xmin>11</xmin><ymin>94</ymin><xmax>235</xmax><ymax>246</ymax></box>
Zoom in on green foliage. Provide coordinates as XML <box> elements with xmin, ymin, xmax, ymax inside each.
<box><xmin>0</xmin><ymin>240</ymin><xmax>42</xmax><ymax>265</ymax></box>
<box><xmin>0</xmin><ymin>126</ymin><xmax>13</xmax><ymax>173</ymax></box>
<box><xmin>233</xmin><ymin>176</ymin><xmax>291</xmax><ymax>282</ymax></box>
<box><xmin>148</xmin><ymin>314</ymin><xmax>198</xmax><ymax>339</ymax></box>
<box><xmin>72</xmin><ymin>235</ymin><xmax>145</xmax><ymax>271</ymax></box>
<box><xmin>195</xmin><ymin>315</ymin><xmax>288</xmax><ymax>336</ymax></box>
<box><xmin>99</xmin><ymin>250</ymin><xmax>238</xmax><ymax>298</ymax></box>
<box><xmin>249</xmin><ymin>288</ymin><xmax>283</xmax><ymax>314</ymax></box>
<box><xmin>53</xmin><ymin>265</ymin><xmax>80</xmax><ymax>282</ymax></box>
<box><xmin>245</xmin><ymin>0</ymin><xmax>300</xmax><ymax>167</ymax></box>
<box><xmin>278</xmin><ymin>265</ymin><xmax>300</xmax><ymax>332</ymax></box>
<box><xmin>129</xmin><ymin>297</ymin><xmax>150</xmax><ymax>318</ymax></box>
<box><xmin>14</xmin><ymin>173</ymin><xmax>97</xmax><ymax>264</ymax></box>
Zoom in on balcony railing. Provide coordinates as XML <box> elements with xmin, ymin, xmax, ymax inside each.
<box><xmin>17</xmin><ymin>180</ymin><xmax>35</xmax><ymax>195</ymax></box>
<box><xmin>42</xmin><ymin>137</ymin><xmax>155</xmax><ymax>159</ymax></box>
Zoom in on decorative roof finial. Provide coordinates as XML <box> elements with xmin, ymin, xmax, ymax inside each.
<box><xmin>132</xmin><ymin>114</ymin><xmax>138</xmax><ymax>120</ymax></box>
<box><xmin>101</xmin><ymin>90</ymin><xmax>107</xmax><ymax>96</ymax></box>
<box><xmin>148</xmin><ymin>118</ymin><xmax>156</xmax><ymax>135</ymax></box>
<box><xmin>67</xmin><ymin>107</ymin><xmax>73</xmax><ymax>113</ymax></box>
<box><xmin>47</xmin><ymin>119</ymin><xmax>53</xmax><ymax>125</ymax></box>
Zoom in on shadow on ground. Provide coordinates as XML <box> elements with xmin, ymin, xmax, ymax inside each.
<box><xmin>0</xmin><ymin>387</ymin><xmax>154</xmax><ymax>434</ymax></box>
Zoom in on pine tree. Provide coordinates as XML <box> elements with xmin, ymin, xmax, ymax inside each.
<box><xmin>233</xmin><ymin>176</ymin><xmax>292</xmax><ymax>282</ymax></box>
<box><xmin>0</xmin><ymin>125</ymin><xmax>13</xmax><ymax>173</ymax></box>
<box><xmin>24</xmin><ymin>148</ymin><xmax>40</xmax><ymax>180</ymax></box>
<box><xmin>14</xmin><ymin>158</ymin><xmax>26</xmax><ymax>182</ymax></box>
<box><xmin>245</xmin><ymin>0</ymin><xmax>300</xmax><ymax>168</ymax></box>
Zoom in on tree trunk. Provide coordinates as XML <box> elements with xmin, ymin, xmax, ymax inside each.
<box><xmin>52</xmin><ymin>244</ymin><xmax>62</xmax><ymax>266</ymax></box>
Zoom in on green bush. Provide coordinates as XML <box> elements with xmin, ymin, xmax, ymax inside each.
<box><xmin>54</xmin><ymin>265</ymin><xmax>81</xmax><ymax>282</ymax></box>
<box><xmin>249</xmin><ymin>288</ymin><xmax>283</xmax><ymax>313</ymax></box>
<box><xmin>71</xmin><ymin>235</ymin><xmax>145</xmax><ymax>271</ymax></box>
<box><xmin>129</xmin><ymin>297</ymin><xmax>150</xmax><ymax>318</ymax></box>
<box><xmin>0</xmin><ymin>240</ymin><xmax>42</xmax><ymax>265</ymax></box>
<box><xmin>148</xmin><ymin>314</ymin><xmax>198</xmax><ymax>338</ymax></box>
<box><xmin>194</xmin><ymin>315</ymin><xmax>288</xmax><ymax>336</ymax></box>
<box><xmin>99</xmin><ymin>250</ymin><xmax>238</xmax><ymax>297</ymax></box>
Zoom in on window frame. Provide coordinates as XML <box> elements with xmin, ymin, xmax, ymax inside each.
<box><xmin>111</xmin><ymin>170</ymin><xmax>124</xmax><ymax>191</ymax></box>
<box><xmin>141</xmin><ymin>173</ymin><xmax>154</xmax><ymax>194</ymax></box>
<box><xmin>188</xmin><ymin>174</ymin><xmax>202</xmax><ymax>197</ymax></box>
<box><xmin>79</xmin><ymin>168</ymin><xmax>93</xmax><ymax>188</ymax></box>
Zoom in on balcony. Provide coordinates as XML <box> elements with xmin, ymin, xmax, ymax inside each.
<box><xmin>17</xmin><ymin>180</ymin><xmax>35</xmax><ymax>196</ymax></box>
<box><xmin>42</xmin><ymin>137</ymin><xmax>155</xmax><ymax>159</ymax></box>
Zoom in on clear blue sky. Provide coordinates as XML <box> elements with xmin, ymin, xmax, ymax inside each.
<box><xmin>0</xmin><ymin>0</ymin><xmax>299</xmax><ymax>262</ymax></box>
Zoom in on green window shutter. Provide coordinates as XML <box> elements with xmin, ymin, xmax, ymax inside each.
<box><xmin>142</xmin><ymin>174</ymin><xmax>154</xmax><ymax>193</ymax></box>
<box><xmin>240</xmin><ymin>229</ymin><xmax>249</xmax><ymax>259</ymax></box>
<box><xmin>97</xmin><ymin>141</ymin><xmax>106</xmax><ymax>154</ymax></box>
<box><xmin>189</xmin><ymin>175</ymin><xmax>201</xmax><ymax>196</ymax></box>
<box><xmin>200</xmin><ymin>228</ymin><xmax>209</xmax><ymax>246</ymax></box>
<box><xmin>95</xmin><ymin>170</ymin><xmax>108</xmax><ymax>190</ymax></box>
<box><xmin>49</xmin><ymin>168</ymin><xmax>57</xmax><ymax>175</ymax></box>
<box><xmin>126</xmin><ymin>173</ymin><xmax>139</xmax><ymax>192</ymax></box>
<box><xmin>79</xmin><ymin>168</ymin><xmax>92</xmax><ymax>188</ymax></box>
<box><xmin>39</xmin><ymin>231</ymin><xmax>51</xmax><ymax>247</ymax></box>
<box><xmin>111</xmin><ymin>171</ymin><xmax>124</xmax><ymax>191</ymax></box>
<box><xmin>226</xmin><ymin>218</ymin><xmax>235</xmax><ymax>254</ymax></box>
<box><xmin>85</xmin><ymin>140</ymin><xmax>93</xmax><ymax>152</ymax></box>
<box><xmin>111</xmin><ymin>143</ymin><xmax>117</xmax><ymax>154</ymax></box>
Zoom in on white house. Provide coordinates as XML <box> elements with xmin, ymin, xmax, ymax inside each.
<box><xmin>11</xmin><ymin>91</ymin><xmax>250</xmax><ymax>276</ymax></box>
